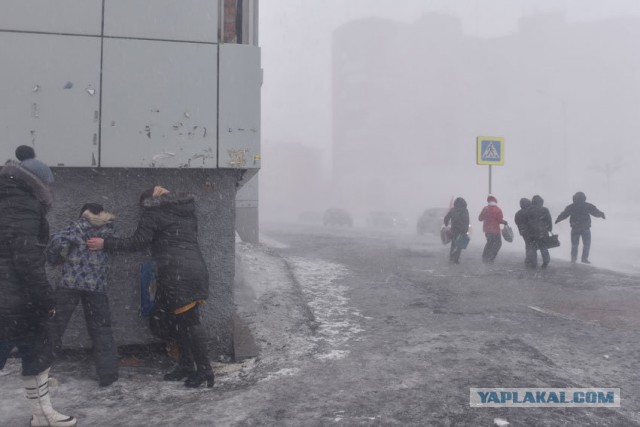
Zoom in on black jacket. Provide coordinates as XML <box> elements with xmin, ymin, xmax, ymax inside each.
<box><xmin>444</xmin><ymin>198</ymin><xmax>469</xmax><ymax>235</ymax></box>
<box><xmin>103</xmin><ymin>193</ymin><xmax>209</xmax><ymax>311</ymax></box>
<box><xmin>514</xmin><ymin>198</ymin><xmax>532</xmax><ymax>237</ymax></box>
<box><xmin>555</xmin><ymin>192</ymin><xmax>605</xmax><ymax>232</ymax></box>
<box><xmin>0</xmin><ymin>161</ymin><xmax>55</xmax><ymax>341</ymax></box>
<box><xmin>526</xmin><ymin>196</ymin><xmax>553</xmax><ymax>239</ymax></box>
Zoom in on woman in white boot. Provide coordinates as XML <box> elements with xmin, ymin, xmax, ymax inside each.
<box><xmin>0</xmin><ymin>151</ymin><xmax>77</xmax><ymax>427</ymax></box>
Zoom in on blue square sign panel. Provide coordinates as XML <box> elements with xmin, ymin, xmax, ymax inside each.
<box><xmin>476</xmin><ymin>136</ymin><xmax>504</xmax><ymax>165</ymax></box>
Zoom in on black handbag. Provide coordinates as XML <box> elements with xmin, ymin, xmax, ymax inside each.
<box><xmin>539</xmin><ymin>233</ymin><xmax>560</xmax><ymax>249</ymax></box>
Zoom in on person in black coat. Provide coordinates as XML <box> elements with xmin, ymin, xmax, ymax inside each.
<box><xmin>87</xmin><ymin>186</ymin><xmax>213</xmax><ymax>388</ymax></box>
<box><xmin>0</xmin><ymin>159</ymin><xmax>77</xmax><ymax>427</ymax></box>
<box><xmin>555</xmin><ymin>191</ymin><xmax>605</xmax><ymax>264</ymax></box>
<box><xmin>514</xmin><ymin>198</ymin><xmax>534</xmax><ymax>268</ymax></box>
<box><xmin>443</xmin><ymin>197</ymin><xmax>470</xmax><ymax>264</ymax></box>
<box><xmin>526</xmin><ymin>195</ymin><xmax>553</xmax><ymax>269</ymax></box>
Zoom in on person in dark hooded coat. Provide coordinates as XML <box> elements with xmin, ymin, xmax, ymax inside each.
<box><xmin>514</xmin><ymin>198</ymin><xmax>534</xmax><ymax>268</ymax></box>
<box><xmin>0</xmin><ymin>158</ymin><xmax>77</xmax><ymax>427</ymax></box>
<box><xmin>87</xmin><ymin>186</ymin><xmax>213</xmax><ymax>388</ymax></box>
<box><xmin>555</xmin><ymin>191</ymin><xmax>605</xmax><ymax>264</ymax></box>
<box><xmin>526</xmin><ymin>195</ymin><xmax>553</xmax><ymax>269</ymax></box>
<box><xmin>443</xmin><ymin>197</ymin><xmax>469</xmax><ymax>264</ymax></box>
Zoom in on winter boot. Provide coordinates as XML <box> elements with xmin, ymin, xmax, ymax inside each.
<box><xmin>24</xmin><ymin>368</ymin><xmax>77</xmax><ymax>427</ymax></box>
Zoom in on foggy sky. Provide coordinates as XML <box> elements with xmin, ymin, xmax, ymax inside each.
<box><xmin>259</xmin><ymin>1</ymin><xmax>640</xmax><ymax>224</ymax></box>
<box><xmin>260</xmin><ymin>0</ymin><xmax>640</xmax><ymax>153</ymax></box>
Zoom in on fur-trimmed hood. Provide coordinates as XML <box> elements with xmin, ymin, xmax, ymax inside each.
<box><xmin>81</xmin><ymin>210</ymin><xmax>115</xmax><ymax>227</ymax></box>
<box><xmin>142</xmin><ymin>192</ymin><xmax>195</xmax><ymax>209</ymax></box>
<box><xmin>0</xmin><ymin>160</ymin><xmax>53</xmax><ymax>209</ymax></box>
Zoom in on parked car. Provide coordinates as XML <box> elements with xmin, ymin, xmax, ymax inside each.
<box><xmin>323</xmin><ymin>208</ymin><xmax>353</xmax><ymax>226</ymax></box>
<box><xmin>366</xmin><ymin>211</ymin><xmax>408</xmax><ymax>228</ymax></box>
<box><xmin>416</xmin><ymin>207</ymin><xmax>449</xmax><ymax>235</ymax></box>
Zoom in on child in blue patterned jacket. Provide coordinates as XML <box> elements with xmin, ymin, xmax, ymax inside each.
<box><xmin>46</xmin><ymin>203</ymin><xmax>119</xmax><ymax>387</ymax></box>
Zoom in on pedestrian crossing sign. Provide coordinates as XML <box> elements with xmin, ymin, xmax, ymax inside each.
<box><xmin>476</xmin><ymin>136</ymin><xmax>505</xmax><ymax>165</ymax></box>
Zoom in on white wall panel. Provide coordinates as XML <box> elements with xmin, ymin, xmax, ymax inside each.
<box><xmin>0</xmin><ymin>33</ymin><xmax>101</xmax><ymax>166</ymax></box>
<box><xmin>0</xmin><ymin>0</ymin><xmax>102</xmax><ymax>35</ymax></box>
<box><xmin>100</xmin><ymin>39</ymin><xmax>218</xmax><ymax>168</ymax></box>
<box><xmin>218</xmin><ymin>44</ymin><xmax>261</xmax><ymax>169</ymax></box>
<box><xmin>104</xmin><ymin>0</ymin><xmax>219</xmax><ymax>43</ymax></box>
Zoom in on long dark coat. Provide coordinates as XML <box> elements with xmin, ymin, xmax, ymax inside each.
<box><xmin>0</xmin><ymin>161</ymin><xmax>55</xmax><ymax>345</ymax></box>
<box><xmin>444</xmin><ymin>197</ymin><xmax>470</xmax><ymax>235</ymax></box>
<box><xmin>103</xmin><ymin>193</ymin><xmax>209</xmax><ymax>312</ymax></box>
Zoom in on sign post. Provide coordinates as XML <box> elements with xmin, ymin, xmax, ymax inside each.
<box><xmin>476</xmin><ymin>136</ymin><xmax>505</xmax><ymax>194</ymax></box>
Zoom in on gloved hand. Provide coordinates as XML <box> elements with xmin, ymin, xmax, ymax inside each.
<box><xmin>602</xmin><ymin>213</ymin><xmax>606</xmax><ymax>219</ymax></box>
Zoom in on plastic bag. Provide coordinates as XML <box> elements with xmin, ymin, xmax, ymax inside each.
<box><xmin>440</xmin><ymin>226</ymin><xmax>452</xmax><ymax>244</ymax></box>
<box><xmin>501</xmin><ymin>224</ymin><xmax>514</xmax><ymax>243</ymax></box>
<box><xmin>455</xmin><ymin>233</ymin><xmax>470</xmax><ymax>249</ymax></box>
<box><xmin>140</xmin><ymin>260</ymin><xmax>157</xmax><ymax>317</ymax></box>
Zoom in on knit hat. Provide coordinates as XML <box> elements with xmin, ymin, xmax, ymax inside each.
<box><xmin>80</xmin><ymin>203</ymin><xmax>104</xmax><ymax>218</ymax></box>
<box><xmin>20</xmin><ymin>158</ymin><xmax>54</xmax><ymax>184</ymax></box>
<box><xmin>487</xmin><ymin>195</ymin><xmax>497</xmax><ymax>204</ymax></box>
<box><xmin>15</xmin><ymin>145</ymin><xmax>35</xmax><ymax>161</ymax></box>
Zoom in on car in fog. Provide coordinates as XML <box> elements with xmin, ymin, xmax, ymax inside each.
<box><xmin>298</xmin><ymin>211</ymin><xmax>324</xmax><ymax>224</ymax></box>
<box><xmin>366</xmin><ymin>211</ymin><xmax>408</xmax><ymax>228</ymax></box>
<box><xmin>323</xmin><ymin>208</ymin><xmax>353</xmax><ymax>226</ymax></box>
<box><xmin>416</xmin><ymin>207</ymin><xmax>449</xmax><ymax>235</ymax></box>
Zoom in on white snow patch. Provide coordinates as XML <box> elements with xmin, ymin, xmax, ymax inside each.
<box><xmin>259</xmin><ymin>234</ymin><xmax>289</xmax><ymax>249</ymax></box>
<box><xmin>285</xmin><ymin>256</ymin><xmax>364</xmax><ymax>360</ymax></box>
<box><xmin>259</xmin><ymin>367</ymin><xmax>301</xmax><ymax>382</ymax></box>
<box><xmin>316</xmin><ymin>350</ymin><xmax>350</xmax><ymax>361</ymax></box>
<box><xmin>236</xmin><ymin>242</ymin><xmax>292</xmax><ymax>298</ymax></box>
<box><xmin>494</xmin><ymin>418</ymin><xmax>510</xmax><ymax>426</ymax></box>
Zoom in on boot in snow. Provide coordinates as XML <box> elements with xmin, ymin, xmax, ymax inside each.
<box><xmin>24</xmin><ymin>368</ymin><xmax>77</xmax><ymax>427</ymax></box>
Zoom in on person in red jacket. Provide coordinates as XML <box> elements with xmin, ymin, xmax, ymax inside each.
<box><xmin>478</xmin><ymin>195</ymin><xmax>508</xmax><ymax>263</ymax></box>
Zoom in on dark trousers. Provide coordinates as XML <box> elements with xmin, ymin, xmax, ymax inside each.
<box><xmin>482</xmin><ymin>233</ymin><xmax>502</xmax><ymax>262</ymax></box>
<box><xmin>52</xmin><ymin>289</ymin><xmax>118</xmax><ymax>377</ymax></box>
<box><xmin>449</xmin><ymin>232</ymin><xmax>463</xmax><ymax>263</ymax></box>
<box><xmin>525</xmin><ymin>239</ymin><xmax>550</xmax><ymax>269</ymax></box>
<box><xmin>0</xmin><ymin>319</ymin><xmax>53</xmax><ymax>376</ymax></box>
<box><xmin>156</xmin><ymin>305</ymin><xmax>212</xmax><ymax>375</ymax></box>
<box><xmin>524</xmin><ymin>237</ymin><xmax>537</xmax><ymax>268</ymax></box>
<box><xmin>571</xmin><ymin>229</ymin><xmax>591</xmax><ymax>261</ymax></box>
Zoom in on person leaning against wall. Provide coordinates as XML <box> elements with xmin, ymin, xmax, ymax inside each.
<box><xmin>86</xmin><ymin>185</ymin><xmax>214</xmax><ymax>388</ymax></box>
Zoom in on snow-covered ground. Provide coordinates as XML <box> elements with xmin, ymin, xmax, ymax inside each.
<box><xmin>1</xmin><ymin>234</ymin><xmax>362</xmax><ymax>426</ymax></box>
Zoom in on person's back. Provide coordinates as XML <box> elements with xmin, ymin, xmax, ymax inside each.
<box><xmin>445</xmin><ymin>197</ymin><xmax>469</xmax><ymax>234</ymax></box>
<box><xmin>479</xmin><ymin>205</ymin><xmax>504</xmax><ymax>234</ymax></box>
<box><xmin>0</xmin><ymin>157</ymin><xmax>77</xmax><ymax>426</ymax></box>
<box><xmin>478</xmin><ymin>195</ymin><xmax>507</xmax><ymax>263</ymax></box>
<box><xmin>527</xmin><ymin>195</ymin><xmax>552</xmax><ymax>239</ymax></box>
<box><xmin>556</xmin><ymin>191</ymin><xmax>605</xmax><ymax>264</ymax></box>
<box><xmin>557</xmin><ymin>192</ymin><xmax>604</xmax><ymax>233</ymax></box>
<box><xmin>514</xmin><ymin>198</ymin><xmax>532</xmax><ymax>237</ymax></box>
<box><xmin>103</xmin><ymin>191</ymin><xmax>209</xmax><ymax>311</ymax></box>
<box><xmin>0</xmin><ymin>161</ymin><xmax>53</xmax><ymax>320</ymax></box>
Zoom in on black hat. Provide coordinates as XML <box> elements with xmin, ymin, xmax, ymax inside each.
<box><xmin>15</xmin><ymin>145</ymin><xmax>35</xmax><ymax>161</ymax></box>
<box><xmin>80</xmin><ymin>203</ymin><xmax>104</xmax><ymax>218</ymax></box>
